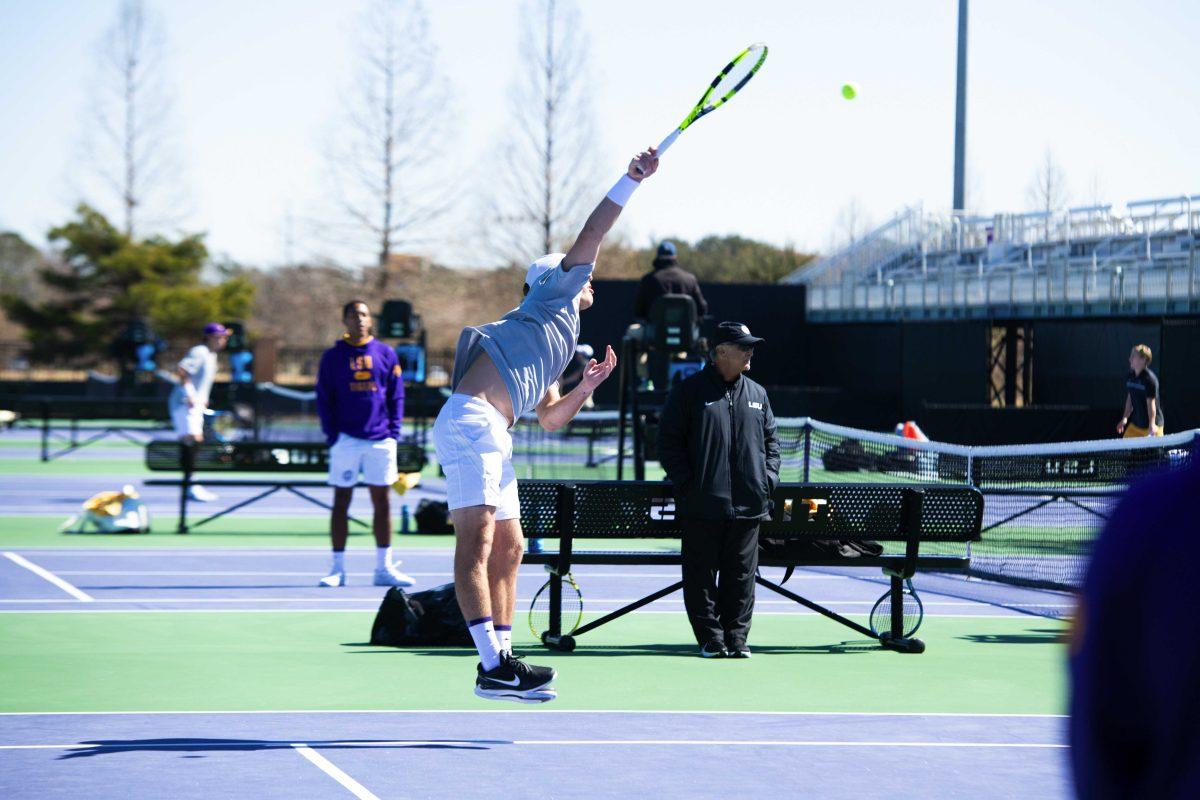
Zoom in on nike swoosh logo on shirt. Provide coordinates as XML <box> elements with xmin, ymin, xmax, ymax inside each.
<box><xmin>705</xmin><ymin>400</ymin><xmax>720</xmax><ymax>406</ymax></box>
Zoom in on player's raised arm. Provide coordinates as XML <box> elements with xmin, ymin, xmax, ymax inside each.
<box><xmin>561</xmin><ymin>148</ymin><xmax>659</xmax><ymax>272</ymax></box>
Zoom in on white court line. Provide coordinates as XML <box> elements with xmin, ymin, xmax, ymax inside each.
<box><xmin>0</xmin><ymin>708</ymin><xmax>1067</xmax><ymax>718</ymax></box>
<box><xmin>48</xmin><ymin>570</ymin><xmax>848</xmax><ymax>581</ymax></box>
<box><xmin>292</xmin><ymin>743</ymin><xmax>381</xmax><ymax>800</ymax></box>
<box><xmin>0</xmin><ymin>739</ymin><xmax>1066</xmax><ymax>751</ymax></box>
<box><xmin>2</xmin><ymin>552</ymin><xmax>93</xmax><ymax>602</ymax></box>
<box><xmin>0</xmin><ymin>609</ymin><xmax>1035</xmax><ymax>618</ymax></box>
<box><xmin>0</xmin><ymin>596</ymin><xmax>1026</xmax><ymax>607</ymax></box>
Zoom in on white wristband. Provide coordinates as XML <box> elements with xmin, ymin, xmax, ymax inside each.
<box><xmin>605</xmin><ymin>174</ymin><xmax>640</xmax><ymax>207</ymax></box>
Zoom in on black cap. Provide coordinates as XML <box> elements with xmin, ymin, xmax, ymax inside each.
<box><xmin>712</xmin><ymin>321</ymin><xmax>764</xmax><ymax>347</ymax></box>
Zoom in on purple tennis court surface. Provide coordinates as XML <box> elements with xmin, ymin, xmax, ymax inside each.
<box><xmin>0</xmin><ymin>710</ymin><xmax>1069</xmax><ymax>800</ymax></box>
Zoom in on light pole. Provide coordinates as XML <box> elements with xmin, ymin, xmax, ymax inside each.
<box><xmin>953</xmin><ymin>0</ymin><xmax>969</xmax><ymax>213</ymax></box>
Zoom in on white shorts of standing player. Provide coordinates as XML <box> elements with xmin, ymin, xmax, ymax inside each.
<box><xmin>327</xmin><ymin>434</ymin><xmax>399</xmax><ymax>487</ymax></box>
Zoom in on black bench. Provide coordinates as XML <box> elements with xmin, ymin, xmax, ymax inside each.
<box><xmin>2</xmin><ymin>395</ymin><xmax>171</xmax><ymax>461</ymax></box>
<box><xmin>519</xmin><ymin>480</ymin><xmax>983</xmax><ymax>654</ymax></box>
<box><xmin>144</xmin><ymin>440</ymin><xmax>427</xmax><ymax>533</ymax></box>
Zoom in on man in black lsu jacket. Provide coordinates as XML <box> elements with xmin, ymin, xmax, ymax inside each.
<box><xmin>658</xmin><ymin>321</ymin><xmax>779</xmax><ymax>658</ymax></box>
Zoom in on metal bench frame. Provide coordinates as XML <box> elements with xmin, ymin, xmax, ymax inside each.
<box><xmin>143</xmin><ymin>440</ymin><xmax>427</xmax><ymax>533</ymax></box>
<box><xmin>518</xmin><ymin>481</ymin><xmax>983</xmax><ymax>654</ymax></box>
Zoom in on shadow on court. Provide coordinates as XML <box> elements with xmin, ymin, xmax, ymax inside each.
<box><xmin>58</xmin><ymin>737</ymin><xmax>502</xmax><ymax>760</ymax></box>
<box><xmin>339</xmin><ymin>641</ymin><xmax>885</xmax><ymax>657</ymax></box>
<box><xmin>957</xmin><ymin>628</ymin><xmax>1069</xmax><ymax>645</ymax></box>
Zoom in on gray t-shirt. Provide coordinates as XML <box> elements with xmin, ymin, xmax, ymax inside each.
<box><xmin>168</xmin><ymin>344</ymin><xmax>218</xmax><ymax>410</ymax></box>
<box><xmin>451</xmin><ymin>263</ymin><xmax>594</xmax><ymax>421</ymax></box>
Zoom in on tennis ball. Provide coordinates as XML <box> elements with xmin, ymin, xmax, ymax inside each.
<box><xmin>841</xmin><ymin>82</ymin><xmax>859</xmax><ymax>100</ymax></box>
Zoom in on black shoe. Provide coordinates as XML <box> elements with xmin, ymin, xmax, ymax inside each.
<box><xmin>699</xmin><ymin>641</ymin><xmax>728</xmax><ymax>659</ymax></box>
<box><xmin>475</xmin><ymin>653</ymin><xmax>557</xmax><ymax>703</ymax></box>
<box><xmin>727</xmin><ymin>640</ymin><xmax>752</xmax><ymax>659</ymax></box>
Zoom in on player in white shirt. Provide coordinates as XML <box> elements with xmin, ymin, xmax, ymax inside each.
<box><xmin>167</xmin><ymin>323</ymin><xmax>229</xmax><ymax>502</ymax></box>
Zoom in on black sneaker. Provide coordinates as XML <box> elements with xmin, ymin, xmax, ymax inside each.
<box><xmin>475</xmin><ymin>653</ymin><xmax>557</xmax><ymax>703</ymax></box>
<box><xmin>699</xmin><ymin>641</ymin><xmax>727</xmax><ymax>659</ymax></box>
<box><xmin>727</xmin><ymin>640</ymin><xmax>752</xmax><ymax>659</ymax></box>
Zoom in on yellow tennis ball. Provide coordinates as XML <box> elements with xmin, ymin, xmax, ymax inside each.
<box><xmin>841</xmin><ymin>82</ymin><xmax>859</xmax><ymax>100</ymax></box>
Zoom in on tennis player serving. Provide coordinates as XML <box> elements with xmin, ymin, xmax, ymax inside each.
<box><xmin>434</xmin><ymin>148</ymin><xmax>659</xmax><ymax>703</ymax></box>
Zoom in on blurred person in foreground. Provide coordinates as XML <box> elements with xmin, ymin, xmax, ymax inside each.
<box><xmin>315</xmin><ymin>300</ymin><xmax>414</xmax><ymax>589</ymax></box>
<box><xmin>1069</xmin><ymin>443</ymin><xmax>1200</xmax><ymax>798</ymax></box>
<box><xmin>657</xmin><ymin>321</ymin><xmax>779</xmax><ymax>659</ymax></box>
<box><xmin>1116</xmin><ymin>343</ymin><xmax>1164</xmax><ymax>437</ymax></box>
<box><xmin>168</xmin><ymin>322</ymin><xmax>229</xmax><ymax>502</ymax></box>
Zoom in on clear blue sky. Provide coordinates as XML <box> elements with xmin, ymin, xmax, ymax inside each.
<box><xmin>1</xmin><ymin>0</ymin><xmax>1197</xmax><ymax>268</ymax></box>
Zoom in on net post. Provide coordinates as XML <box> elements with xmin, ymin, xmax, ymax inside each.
<box><xmin>40</xmin><ymin>402</ymin><xmax>50</xmax><ymax>462</ymax></box>
<box><xmin>178</xmin><ymin>441</ymin><xmax>195</xmax><ymax>534</ymax></box>
<box><xmin>802</xmin><ymin>422</ymin><xmax>812</xmax><ymax>483</ymax></box>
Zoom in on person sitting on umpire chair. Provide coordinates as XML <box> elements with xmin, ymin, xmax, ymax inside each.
<box><xmin>657</xmin><ymin>321</ymin><xmax>779</xmax><ymax>658</ymax></box>
<box><xmin>632</xmin><ymin>241</ymin><xmax>708</xmax><ymax>321</ymax></box>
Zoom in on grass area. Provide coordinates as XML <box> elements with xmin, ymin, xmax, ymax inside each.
<box><xmin>0</xmin><ymin>611</ymin><xmax>1068</xmax><ymax>714</ymax></box>
<box><xmin>0</xmin><ymin>515</ymin><xmax>678</xmax><ymax>551</ymax></box>
<box><xmin>0</xmin><ymin>457</ymin><xmax>149</xmax><ymax>475</ymax></box>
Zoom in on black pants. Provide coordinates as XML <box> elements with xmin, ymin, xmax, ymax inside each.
<box><xmin>681</xmin><ymin>518</ymin><xmax>760</xmax><ymax>646</ymax></box>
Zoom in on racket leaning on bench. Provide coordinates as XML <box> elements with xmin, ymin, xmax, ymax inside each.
<box><xmin>528</xmin><ymin>567</ymin><xmax>583</xmax><ymax>639</ymax></box>
<box><xmin>636</xmin><ymin>42</ymin><xmax>769</xmax><ymax>174</ymax></box>
<box><xmin>868</xmin><ymin>578</ymin><xmax>924</xmax><ymax>639</ymax></box>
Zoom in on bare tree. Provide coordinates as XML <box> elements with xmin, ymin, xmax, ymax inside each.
<box><xmin>1026</xmin><ymin>148</ymin><xmax>1070</xmax><ymax>237</ymax></box>
<box><xmin>82</xmin><ymin>0</ymin><xmax>181</xmax><ymax>238</ymax></box>
<box><xmin>326</xmin><ymin>0</ymin><xmax>451</xmax><ymax>291</ymax></box>
<box><xmin>485</xmin><ymin>0</ymin><xmax>601</xmax><ymax>264</ymax></box>
<box><xmin>831</xmin><ymin>197</ymin><xmax>873</xmax><ymax>251</ymax></box>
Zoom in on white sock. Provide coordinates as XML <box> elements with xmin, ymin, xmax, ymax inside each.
<box><xmin>331</xmin><ymin>551</ymin><xmax>345</xmax><ymax>572</ymax></box>
<box><xmin>495</xmin><ymin>625</ymin><xmax>512</xmax><ymax>654</ymax></box>
<box><xmin>376</xmin><ymin>546</ymin><xmax>391</xmax><ymax>571</ymax></box>
<box><xmin>468</xmin><ymin>617</ymin><xmax>503</xmax><ymax>671</ymax></box>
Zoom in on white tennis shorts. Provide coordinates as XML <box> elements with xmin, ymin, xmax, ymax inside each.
<box><xmin>328</xmin><ymin>434</ymin><xmax>398</xmax><ymax>487</ymax></box>
<box><xmin>171</xmin><ymin>405</ymin><xmax>204</xmax><ymax>439</ymax></box>
<box><xmin>432</xmin><ymin>394</ymin><xmax>519</xmax><ymax>520</ymax></box>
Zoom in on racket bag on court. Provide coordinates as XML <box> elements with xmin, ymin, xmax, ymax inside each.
<box><xmin>413</xmin><ymin>500</ymin><xmax>453</xmax><ymax>535</ymax></box>
<box><xmin>369</xmin><ymin>583</ymin><xmax>473</xmax><ymax>647</ymax></box>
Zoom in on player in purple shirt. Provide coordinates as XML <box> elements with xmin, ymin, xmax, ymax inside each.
<box><xmin>1070</xmin><ymin>444</ymin><xmax>1200</xmax><ymax>798</ymax></box>
<box><xmin>315</xmin><ymin>300</ymin><xmax>414</xmax><ymax>588</ymax></box>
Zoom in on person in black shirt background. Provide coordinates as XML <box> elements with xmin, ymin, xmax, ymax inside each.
<box><xmin>632</xmin><ymin>241</ymin><xmax>708</xmax><ymax>321</ymax></box>
<box><xmin>1116</xmin><ymin>344</ymin><xmax>1165</xmax><ymax>438</ymax></box>
<box><xmin>657</xmin><ymin>321</ymin><xmax>779</xmax><ymax>658</ymax></box>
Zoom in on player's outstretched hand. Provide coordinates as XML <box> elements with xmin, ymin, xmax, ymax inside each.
<box><xmin>579</xmin><ymin>345</ymin><xmax>618</xmax><ymax>392</ymax></box>
<box><xmin>628</xmin><ymin>148</ymin><xmax>659</xmax><ymax>181</ymax></box>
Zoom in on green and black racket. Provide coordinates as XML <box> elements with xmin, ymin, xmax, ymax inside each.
<box><xmin>528</xmin><ymin>571</ymin><xmax>584</xmax><ymax>639</ymax></box>
<box><xmin>636</xmin><ymin>42</ymin><xmax>769</xmax><ymax>174</ymax></box>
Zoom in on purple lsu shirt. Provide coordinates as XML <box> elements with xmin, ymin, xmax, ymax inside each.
<box><xmin>315</xmin><ymin>337</ymin><xmax>404</xmax><ymax>444</ymax></box>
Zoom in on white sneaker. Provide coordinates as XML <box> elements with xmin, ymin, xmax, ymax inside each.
<box><xmin>318</xmin><ymin>570</ymin><xmax>346</xmax><ymax>588</ymax></box>
<box><xmin>373</xmin><ymin>565</ymin><xmax>416</xmax><ymax>587</ymax></box>
<box><xmin>187</xmin><ymin>485</ymin><xmax>219</xmax><ymax>502</ymax></box>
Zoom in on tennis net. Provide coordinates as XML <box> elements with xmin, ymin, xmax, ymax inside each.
<box><xmin>783</xmin><ymin>418</ymin><xmax>1197</xmax><ymax>592</ymax></box>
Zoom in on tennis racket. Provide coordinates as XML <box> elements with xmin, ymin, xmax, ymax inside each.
<box><xmin>528</xmin><ymin>572</ymin><xmax>583</xmax><ymax>639</ymax></box>
<box><xmin>868</xmin><ymin>578</ymin><xmax>924</xmax><ymax>640</ymax></box>
<box><xmin>636</xmin><ymin>42</ymin><xmax>769</xmax><ymax>174</ymax></box>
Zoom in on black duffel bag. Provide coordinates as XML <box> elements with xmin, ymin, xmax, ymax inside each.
<box><xmin>369</xmin><ymin>583</ymin><xmax>474</xmax><ymax>647</ymax></box>
<box><xmin>759</xmin><ymin>536</ymin><xmax>884</xmax><ymax>584</ymax></box>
